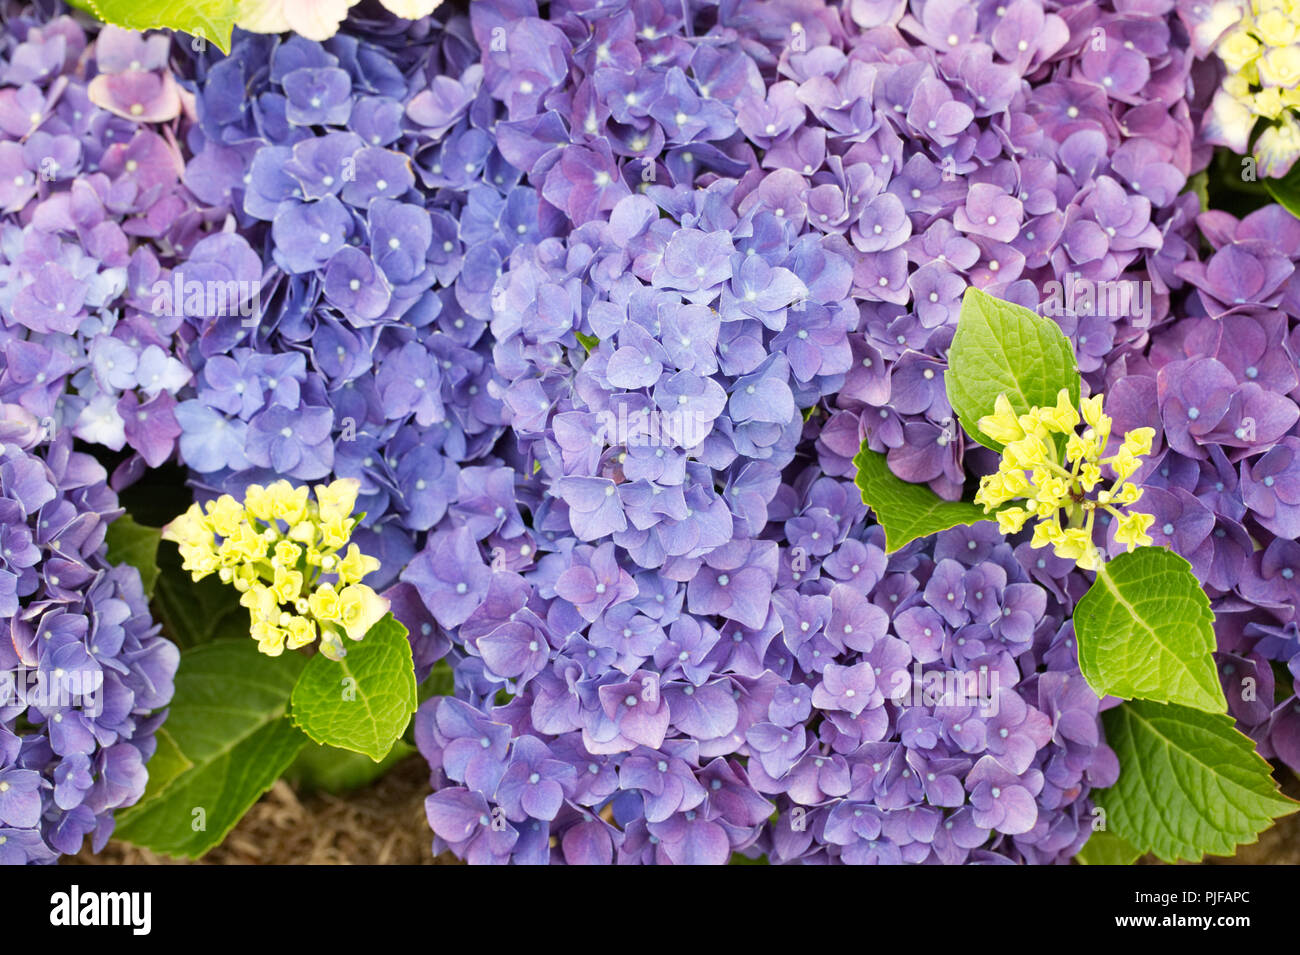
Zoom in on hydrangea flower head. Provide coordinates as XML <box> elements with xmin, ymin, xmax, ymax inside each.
<box><xmin>1203</xmin><ymin>0</ymin><xmax>1300</xmax><ymax>176</ymax></box>
<box><xmin>0</xmin><ymin>420</ymin><xmax>177</xmax><ymax>862</ymax></box>
<box><xmin>975</xmin><ymin>391</ymin><xmax>1156</xmax><ymax>571</ymax></box>
<box><xmin>0</xmin><ymin>11</ymin><xmax>219</xmax><ymax>471</ymax></box>
<box><xmin>163</xmin><ymin>478</ymin><xmax>388</xmax><ymax>660</ymax></box>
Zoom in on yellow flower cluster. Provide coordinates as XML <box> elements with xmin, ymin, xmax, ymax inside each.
<box><xmin>974</xmin><ymin>390</ymin><xmax>1156</xmax><ymax>572</ymax></box>
<box><xmin>1204</xmin><ymin>0</ymin><xmax>1300</xmax><ymax>177</ymax></box>
<box><xmin>162</xmin><ymin>478</ymin><xmax>389</xmax><ymax>661</ymax></box>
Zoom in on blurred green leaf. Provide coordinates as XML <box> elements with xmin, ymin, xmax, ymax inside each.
<box><xmin>104</xmin><ymin>514</ymin><xmax>162</xmax><ymax>598</ymax></box>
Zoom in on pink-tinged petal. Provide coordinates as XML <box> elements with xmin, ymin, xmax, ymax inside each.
<box><xmin>1254</xmin><ymin>115</ymin><xmax>1300</xmax><ymax>180</ymax></box>
<box><xmin>86</xmin><ymin>69</ymin><xmax>181</xmax><ymax>123</ymax></box>
<box><xmin>0</xmin><ymin>142</ymin><xmax>37</xmax><ymax>213</ymax></box>
<box><xmin>1202</xmin><ymin>88</ymin><xmax>1254</xmax><ymax>155</ymax></box>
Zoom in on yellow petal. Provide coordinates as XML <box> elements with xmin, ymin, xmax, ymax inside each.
<box><xmin>337</xmin><ymin>585</ymin><xmax>389</xmax><ymax>642</ymax></box>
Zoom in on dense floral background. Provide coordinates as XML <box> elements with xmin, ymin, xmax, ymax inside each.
<box><xmin>1</xmin><ymin>0</ymin><xmax>1298</xmax><ymax>864</ymax></box>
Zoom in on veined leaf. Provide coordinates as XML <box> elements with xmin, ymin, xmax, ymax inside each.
<box><xmin>1074</xmin><ymin>829</ymin><xmax>1141</xmax><ymax>866</ymax></box>
<box><xmin>945</xmin><ymin>287</ymin><xmax>1080</xmax><ymax>450</ymax></box>
<box><xmin>114</xmin><ymin>640</ymin><xmax>306</xmax><ymax>858</ymax></box>
<box><xmin>853</xmin><ymin>443</ymin><xmax>991</xmax><ymax>552</ymax></box>
<box><xmin>290</xmin><ymin>614</ymin><xmax>417</xmax><ymax>762</ymax></box>
<box><xmin>104</xmin><ymin>514</ymin><xmax>162</xmax><ymax>599</ymax></box>
<box><xmin>1096</xmin><ymin>700</ymin><xmax>1297</xmax><ymax>863</ymax></box>
<box><xmin>69</xmin><ymin>0</ymin><xmax>237</xmax><ymax>53</ymax></box>
<box><xmin>1075</xmin><ymin>547</ymin><xmax>1225</xmax><ymax>714</ymax></box>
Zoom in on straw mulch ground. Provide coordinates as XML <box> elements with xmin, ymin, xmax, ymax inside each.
<box><xmin>67</xmin><ymin>755</ymin><xmax>458</xmax><ymax>865</ymax></box>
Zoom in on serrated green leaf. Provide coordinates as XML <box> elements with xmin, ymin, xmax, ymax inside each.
<box><xmin>285</xmin><ymin>739</ymin><xmax>415</xmax><ymax>794</ymax></box>
<box><xmin>852</xmin><ymin>444</ymin><xmax>991</xmax><ymax>552</ymax></box>
<box><xmin>114</xmin><ymin>640</ymin><xmax>306</xmax><ymax>858</ymax></box>
<box><xmin>73</xmin><ymin>0</ymin><xmax>237</xmax><ymax>53</ymax></box>
<box><xmin>1096</xmin><ymin>700</ymin><xmax>1298</xmax><ymax>863</ymax></box>
<box><xmin>152</xmin><ymin>540</ymin><xmax>250</xmax><ymax>648</ymax></box>
<box><xmin>104</xmin><ymin>514</ymin><xmax>162</xmax><ymax>599</ymax></box>
<box><xmin>575</xmin><ymin>331</ymin><xmax>600</xmax><ymax>353</ymax></box>
<box><xmin>1075</xmin><ymin>547</ymin><xmax>1225</xmax><ymax>714</ymax></box>
<box><xmin>290</xmin><ymin>614</ymin><xmax>417</xmax><ymax>762</ymax></box>
<box><xmin>1075</xmin><ymin>829</ymin><xmax>1141</xmax><ymax>866</ymax></box>
<box><xmin>945</xmin><ymin>287</ymin><xmax>1080</xmax><ymax>450</ymax></box>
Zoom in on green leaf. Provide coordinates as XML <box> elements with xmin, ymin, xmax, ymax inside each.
<box><xmin>285</xmin><ymin>739</ymin><xmax>415</xmax><ymax>794</ymax></box>
<box><xmin>132</xmin><ymin>728</ymin><xmax>192</xmax><ymax>806</ymax></box>
<box><xmin>1096</xmin><ymin>700</ymin><xmax>1298</xmax><ymax>863</ymax></box>
<box><xmin>944</xmin><ymin>287</ymin><xmax>1080</xmax><ymax>450</ymax></box>
<box><xmin>1184</xmin><ymin>170</ymin><xmax>1210</xmax><ymax>212</ymax></box>
<box><xmin>70</xmin><ymin>0</ymin><xmax>237</xmax><ymax>53</ymax></box>
<box><xmin>418</xmin><ymin>657</ymin><xmax>455</xmax><ymax>703</ymax></box>
<box><xmin>852</xmin><ymin>444</ymin><xmax>991</xmax><ymax>552</ymax></box>
<box><xmin>290</xmin><ymin>614</ymin><xmax>417</xmax><ymax>762</ymax></box>
<box><xmin>1263</xmin><ymin>161</ymin><xmax>1300</xmax><ymax>220</ymax></box>
<box><xmin>115</xmin><ymin>463</ymin><xmax>195</xmax><ymax>528</ymax></box>
<box><xmin>114</xmin><ymin>640</ymin><xmax>307</xmax><ymax>858</ymax></box>
<box><xmin>574</xmin><ymin>331</ymin><xmax>600</xmax><ymax>353</ymax></box>
<box><xmin>104</xmin><ymin>514</ymin><xmax>162</xmax><ymax>599</ymax></box>
<box><xmin>1074</xmin><ymin>547</ymin><xmax>1225</xmax><ymax>714</ymax></box>
<box><xmin>152</xmin><ymin>540</ymin><xmax>250</xmax><ymax>648</ymax></box>
<box><xmin>1075</xmin><ymin>829</ymin><xmax>1141</xmax><ymax>866</ymax></box>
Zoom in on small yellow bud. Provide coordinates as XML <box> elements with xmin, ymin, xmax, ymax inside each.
<box><xmin>1111</xmin><ymin>449</ymin><xmax>1142</xmax><ymax>481</ymax></box>
<box><xmin>1114</xmin><ymin>483</ymin><xmax>1143</xmax><ymax>505</ymax></box>
<box><xmin>1258</xmin><ymin>44</ymin><xmax>1300</xmax><ymax>87</ymax></box>
<box><xmin>273</xmin><ymin>540</ymin><xmax>303</xmax><ymax>568</ymax></box>
<box><xmin>204</xmin><ymin>495</ymin><xmax>246</xmax><ymax>538</ymax></box>
<box><xmin>252</xmin><ymin>621</ymin><xmax>287</xmax><ymax>657</ymax></box>
<box><xmin>241</xmin><ymin>583</ymin><xmax>279</xmax><ymax>623</ymax></box>
<box><xmin>1218</xmin><ymin>27</ymin><xmax>1263</xmax><ymax>72</ymax></box>
<box><xmin>267</xmin><ymin>480</ymin><xmax>310</xmax><ymax>524</ymax></box>
<box><xmin>1079</xmin><ymin>462</ymin><xmax>1102</xmax><ymax>492</ymax></box>
<box><xmin>1030</xmin><ymin>519</ymin><xmax>1063</xmax><ymax>550</ymax></box>
<box><xmin>244</xmin><ymin>484</ymin><xmax>275</xmax><ymax>521</ymax></box>
<box><xmin>977</xmin><ymin>394</ymin><xmax>1026</xmax><ymax>446</ymax></box>
<box><xmin>315</xmin><ymin>478</ymin><xmax>361</xmax><ymax>525</ymax></box>
<box><xmin>289</xmin><ymin>520</ymin><xmax>318</xmax><ymax>544</ymax></box>
<box><xmin>1079</xmin><ymin>393</ymin><xmax>1106</xmax><ymax>432</ymax></box>
<box><xmin>1114</xmin><ymin>511</ymin><xmax>1155</xmax><ymax>550</ymax></box>
<box><xmin>1121</xmin><ymin>427</ymin><xmax>1155</xmax><ymax>458</ymax></box>
<box><xmin>1041</xmin><ymin>388</ymin><xmax>1079</xmax><ymax>433</ymax></box>
<box><xmin>272</xmin><ymin>565</ymin><xmax>304</xmax><ymax>604</ymax></box>
<box><xmin>996</xmin><ymin>507</ymin><xmax>1029</xmax><ymax>535</ymax></box>
<box><xmin>285</xmin><ymin>615</ymin><xmax>317</xmax><ymax>650</ymax></box>
<box><xmin>161</xmin><ymin>503</ymin><xmax>209</xmax><ymax>548</ymax></box>
<box><xmin>308</xmin><ymin>583</ymin><xmax>342</xmax><ymax>622</ymax></box>
<box><xmin>319</xmin><ymin>517</ymin><xmax>352</xmax><ymax>550</ymax></box>
<box><xmin>337</xmin><ymin>543</ymin><xmax>380</xmax><ymax>585</ymax></box>
<box><xmin>337</xmin><ymin>584</ymin><xmax>390</xmax><ymax>642</ymax></box>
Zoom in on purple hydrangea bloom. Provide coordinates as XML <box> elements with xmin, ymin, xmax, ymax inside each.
<box><xmin>0</xmin><ymin>10</ymin><xmax>229</xmax><ymax>473</ymax></box>
<box><xmin>0</xmin><ymin>425</ymin><xmax>177</xmax><ymax>863</ymax></box>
